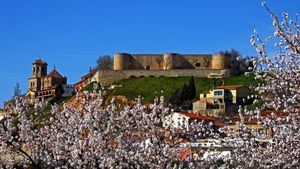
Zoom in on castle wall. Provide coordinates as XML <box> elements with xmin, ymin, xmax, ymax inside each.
<box><xmin>182</xmin><ymin>54</ymin><xmax>212</xmax><ymax>69</ymax></box>
<box><xmin>132</xmin><ymin>54</ymin><xmax>163</xmax><ymax>70</ymax></box>
<box><xmin>162</xmin><ymin>53</ymin><xmax>194</xmax><ymax>69</ymax></box>
<box><xmin>114</xmin><ymin>53</ymin><xmax>226</xmax><ymax>71</ymax></box>
<box><xmin>94</xmin><ymin>69</ymin><xmax>231</xmax><ymax>86</ymax></box>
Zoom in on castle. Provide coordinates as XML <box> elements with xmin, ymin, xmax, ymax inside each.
<box><xmin>90</xmin><ymin>53</ymin><xmax>236</xmax><ymax>86</ymax></box>
<box><xmin>113</xmin><ymin>53</ymin><xmax>231</xmax><ymax>70</ymax></box>
<box><xmin>27</xmin><ymin>59</ymin><xmax>67</xmax><ymax>101</ymax></box>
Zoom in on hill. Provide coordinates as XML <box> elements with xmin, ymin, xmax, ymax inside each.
<box><xmin>107</xmin><ymin>73</ymin><xmax>255</xmax><ymax>103</ymax></box>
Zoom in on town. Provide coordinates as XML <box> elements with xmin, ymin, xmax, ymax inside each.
<box><xmin>0</xmin><ymin>1</ymin><xmax>299</xmax><ymax>168</ymax></box>
<box><xmin>0</xmin><ymin>51</ymin><xmax>287</xmax><ymax>166</ymax></box>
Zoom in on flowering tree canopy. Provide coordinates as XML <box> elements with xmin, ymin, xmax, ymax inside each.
<box><xmin>1</xmin><ymin>2</ymin><xmax>299</xmax><ymax>169</ymax></box>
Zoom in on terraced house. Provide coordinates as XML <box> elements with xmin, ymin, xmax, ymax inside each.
<box><xmin>193</xmin><ymin>85</ymin><xmax>252</xmax><ymax>117</ymax></box>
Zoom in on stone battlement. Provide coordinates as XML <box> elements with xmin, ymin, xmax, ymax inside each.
<box><xmin>113</xmin><ymin>53</ymin><xmax>231</xmax><ymax>71</ymax></box>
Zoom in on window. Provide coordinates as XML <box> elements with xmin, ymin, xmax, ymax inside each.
<box><xmin>218</xmin><ymin>98</ymin><xmax>223</xmax><ymax>103</ymax></box>
<box><xmin>214</xmin><ymin>90</ymin><xmax>223</xmax><ymax>96</ymax></box>
<box><xmin>146</xmin><ymin>65</ymin><xmax>150</xmax><ymax>70</ymax></box>
<box><xmin>214</xmin><ymin>98</ymin><xmax>223</xmax><ymax>103</ymax></box>
<box><xmin>195</xmin><ymin>63</ymin><xmax>201</xmax><ymax>67</ymax></box>
<box><xmin>258</xmin><ymin>128</ymin><xmax>264</xmax><ymax>134</ymax></box>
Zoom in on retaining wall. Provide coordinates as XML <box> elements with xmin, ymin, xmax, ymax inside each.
<box><xmin>91</xmin><ymin>69</ymin><xmax>231</xmax><ymax>86</ymax></box>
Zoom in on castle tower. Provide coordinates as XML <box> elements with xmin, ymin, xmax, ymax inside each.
<box><xmin>28</xmin><ymin>59</ymin><xmax>48</xmax><ymax>92</ymax></box>
<box><xmin>163</xmin><ymin>53</ymin><xmax>176</xmax><ymax>69</ymax></box>
<box><xmin>114</xmin><ymin>53</ymin><xmax>126</xmax><ymax>70</ymax></box>
<box><xmin>113</xmin><ymin>53</ymin><xmax>144</xmax><ymax>70</ymax></box>
<box><xmin>211</xmin><ymin>54</ymin><xmax>230</xmax><ymax>69</ymax></box>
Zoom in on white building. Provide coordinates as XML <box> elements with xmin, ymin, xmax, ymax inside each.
<box><xmin>163</xmin><ymin>112</ymin><xmax>217</xmax><ymax>130</ymax></box>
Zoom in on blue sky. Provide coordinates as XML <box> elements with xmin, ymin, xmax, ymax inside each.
<box><xmin>0</xmin><ymin>0</ymin><xmax>299</xmax><ymax>107</ymax></box>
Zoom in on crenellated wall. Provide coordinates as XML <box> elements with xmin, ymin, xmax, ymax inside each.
<box><xmin>114</xmin><ymin>53</ymin><xmax>230</xmax><ymax>71</ymax></box>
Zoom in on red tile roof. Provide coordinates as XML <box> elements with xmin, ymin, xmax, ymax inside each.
<box><xmin>230</xmin><ymin>109</ymin><xmax>290</xmax><ymax>124</ymax></box>
<box><xmin>213</xmin><ymin>85</ymin><xmax>244</xmax><ymax>90</ymax></box>
<box><xmin>46</xmin><ymin>69</ymin><xmax>64</xmax><ymax>79</ymax></box>
<box><xmin>81</xmin><ymin>69</ymin><xmax>97</xmax><ymax>79</ymax></box>
<box><xmin>261</xmin><ymin>109</ymin><xmax>288</xmax><ymax>117</ymax></box>
<box><xmin>179</xmin><ymin>112</ymin><xmax>218</xmax><ymax>121</ymax></box>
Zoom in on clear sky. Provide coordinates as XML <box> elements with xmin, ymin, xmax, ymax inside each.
<box><xmin>0</xmin><ymin>0</ymin><xmax>299</xmax><ymax>107</ymax></box>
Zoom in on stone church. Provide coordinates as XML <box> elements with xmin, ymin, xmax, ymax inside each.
<box><xmin>27</xmin><ymin>59</ymin><xmax>67</xmax><ymax>101</ymax></box>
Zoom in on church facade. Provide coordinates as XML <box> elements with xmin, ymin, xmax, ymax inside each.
<box><xmin>27</xmin><ymin>59</ymin><xmax>67</xmax><ymax>101</ymax></box>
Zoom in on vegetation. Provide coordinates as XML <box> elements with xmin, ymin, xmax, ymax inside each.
<box><xmin>96</xmin><ymin>55</ymin><xmax>113</xmax><ymax>70</ymax></box>
<box><xmin>169</xmin><ymin>77</ymin><xmax>196</xmax><ymax>110</ymax></box>
<box><xmin>48</xmin><ymin>85</ymin><xmax>65</xmax><ymax>105</ymax></box>
<box><xmin>13</xmin><ymin>82</ymin><xmax>21</xmax><ymax>98</ymax></box>
<box><xmin>109</xmin><ymin>73</ymin><xmax>255</xmax><ymax>104</ymax></box>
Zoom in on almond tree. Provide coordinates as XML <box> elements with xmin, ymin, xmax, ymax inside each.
<box><xmin>220</xmin><ymin>2</ymin><xmax>300</xmax><ymax>168</ymax></box>
<box><xmin>1</xmin><ymin>2</ymin><xmax>299</xmax><ymax>169</ymax></box>
<box><xmin>0</xmin><ymin>91</ymin><xmax>215</xmax><ymax>169</ymax></box>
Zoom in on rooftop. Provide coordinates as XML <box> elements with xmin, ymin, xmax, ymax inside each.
<box><xmin>33</xmin><ymin>59</ymin><xmax>47</xmax><ymax>65</ymax></box>
<box><xmin>179</xmin><ymin>112</ymin><xmax>218</xmax><ymax>121</ymax></box>
<box><xmin>213</xmin><ymin>85</ymin><xmax>244</xmax><ymax>90</ymax></box>
<box><xmin>46</xmin><ymin>69</ymin><xmax>65</xmax><ymax>79</ymax></box>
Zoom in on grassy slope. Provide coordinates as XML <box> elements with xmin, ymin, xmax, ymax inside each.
<box><xmin>109</xmin><ymin>73</ymin><xmax>254</xmax><ymax>103</ymax></box>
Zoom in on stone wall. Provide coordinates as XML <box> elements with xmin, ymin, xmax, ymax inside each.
<box><xmin>92</xmin><ymin>69</ymin><xmax>231</xmax><ymax>86</ymax></box>
<box><xmin>113</xmin><ymin>53</ymin><xmax>230</xmax><ymax>71</ymax></box>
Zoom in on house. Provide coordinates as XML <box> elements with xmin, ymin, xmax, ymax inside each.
<box><xmin>193</xmin><ymin>85</ymin><xmax>252</xmax><ymax>117</ymax></box>
<box><xmin>74</xmin><ymin>68</ymin><xmax>97</xmax><ymax>92</ymax></box>
<box><xmin>224</xmin><ymin>109</ymin><xmax>290</xmax><ymax>139</ymax></box>
<box><xmin>163</xmin><ymin>112</ymin><xmax>218</xmax><ymax>130</ymax></box>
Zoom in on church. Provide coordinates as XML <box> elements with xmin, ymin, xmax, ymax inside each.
<box><xmin>27</xmin><ymin>59</ymin><xmax>68</xmax><ymax>101</ymax></box>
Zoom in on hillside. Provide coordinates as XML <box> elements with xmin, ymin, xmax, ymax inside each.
<box><xmin>107</xmin><ymin>73</ymin><xmax>255</xmax><ymax>103</ymax></box>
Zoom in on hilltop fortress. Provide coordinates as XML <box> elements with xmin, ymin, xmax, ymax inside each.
<box><xmin>114</xmin><ymin>53</ymin><xmax>231</xmax><ymax>70</ymax></box>
<box><xmin>89</xmin><ymin>52</ymin><xmax>239</xmax><ymax>86</ymax></box>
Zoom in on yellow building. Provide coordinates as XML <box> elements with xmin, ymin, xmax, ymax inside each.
<box><xmin>226</xmin><ymin>121</ymin><xmax>270</xmax><ymax>139</ymax></box>
<box><xmin>193</xmin><ymin>85</ymin><xmax>252</xmax><ymax>117</ymax></box>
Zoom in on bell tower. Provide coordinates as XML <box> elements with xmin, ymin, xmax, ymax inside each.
<box><xmin>32</xmin><ymin>59</ymin><xmax>48</xmax><ymax>78</ymax></box>
<box><xmin>28</xmin><ymin>59</ymin><xmax>48</xmax><ymax>92</ymax></box>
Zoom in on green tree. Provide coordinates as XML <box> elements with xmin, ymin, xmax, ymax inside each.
<box><xmin>13</xmin><ymin>82</ymin><xmax>21</xmax><ymax>98</ymax></box>
<box><xmin>169</xmin><ymin>77</ymin><xmax>196</xmax><ymax>110</ymax></box>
